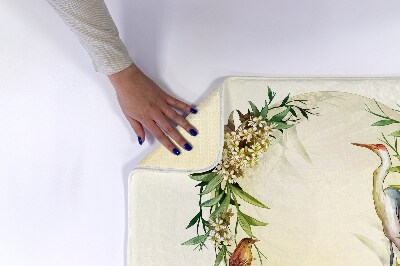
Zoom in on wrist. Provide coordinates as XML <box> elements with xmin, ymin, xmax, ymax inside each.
<box><xmin>107</xmin><ymin>63</ymin><xmax>141</xmax><ymax>88</ymax></box>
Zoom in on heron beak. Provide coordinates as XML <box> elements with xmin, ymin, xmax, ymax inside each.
<box><xmin>351</xmin><ymin>143</ymin><xmax>376</xmax><ymax>150</ymax></box>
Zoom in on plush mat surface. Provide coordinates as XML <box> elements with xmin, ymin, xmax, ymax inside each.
<box><xmin>129</xmin><ymin>77</ymin><xmax>400</xmax><ymax>266</ymax></box>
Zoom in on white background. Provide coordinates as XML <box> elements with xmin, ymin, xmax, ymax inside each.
<box><xmin>1</xmin><ymin>1</ymin><xmax>400</xmax><ymax>265</ymax></box>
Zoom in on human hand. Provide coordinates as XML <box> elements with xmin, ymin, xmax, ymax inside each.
<box><xmin>108</xmin><ymin>64</ymin><xmax>198</xmax><ymax>156</ymax></box>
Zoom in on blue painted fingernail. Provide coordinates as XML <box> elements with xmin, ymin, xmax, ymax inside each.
<box><xmin>189</xmin><ymin>129</ymin><xmax>198</xmax><ymax>136</ymax></box>
<box><xmin>184</xmin><ymin>143</ymin><xmax>192</xmax><ymax>151</ymax></box>
<box><xmin>138</xmin><ymin>136</ymin><xmax>143</xmax><ymax>145</ymax></box>
<box><xmin>173</xmin><ymin>148</ymin><xmax>180</xmax><ymax>156</ymax></box>
<box><xmin>190</xmin><ymin>107</ymin><xmax>198</xmax><ymax>114</ymax></box>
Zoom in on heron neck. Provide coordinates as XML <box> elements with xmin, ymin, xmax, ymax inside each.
<box><xmin>373</xmin><ymin>151</ymin><xmax>391</xmax><ymax>196</ymax></box>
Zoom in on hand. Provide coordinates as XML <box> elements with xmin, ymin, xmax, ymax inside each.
<box><xmin>108</xmin><ymin>64</ymin><xmax>198</xmax><ymax>155</ymax></box>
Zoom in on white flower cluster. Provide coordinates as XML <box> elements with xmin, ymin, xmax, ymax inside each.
<box><xmin>209</xmin><ymin>209</ymin><xmax>235</xmax><ymax>246</ymax></box>
<box><xmin>215</xmin><ymin>116</ymin><xmax>276</xmax><ymax>184</ymax></box>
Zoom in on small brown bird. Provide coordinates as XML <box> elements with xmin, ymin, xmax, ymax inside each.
<box><xmin>229</xmin><ymin>238</ymin><xmax>259</xmax><ymax>266</ymax></box>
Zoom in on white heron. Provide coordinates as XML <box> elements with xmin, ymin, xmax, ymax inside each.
<box><xmin>352</xmin><ymin>143</ymin><xmax>400</xmax><ymax>266</ymax></box>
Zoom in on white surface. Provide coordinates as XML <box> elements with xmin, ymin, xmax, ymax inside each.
<box><xmin>1</xmin><ymin>0</ymin><xmax>400</xmax><ymax>265</ymax></box>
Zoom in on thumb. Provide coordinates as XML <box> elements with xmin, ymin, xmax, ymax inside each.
<box><xmin>127</xmin><ymin>117</ymin><xmax>145</xmax><ymax>145</ymax></box>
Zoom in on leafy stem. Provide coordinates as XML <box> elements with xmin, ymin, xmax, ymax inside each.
<box><xmin>367</xmin><ymin>100</ymin><xmax>400</xmax><ymax>163</ymax></box>
<box><xmin>183</xmin><ymin>87</ymin><xmax>316</xmax><ymax>265</ymax></box>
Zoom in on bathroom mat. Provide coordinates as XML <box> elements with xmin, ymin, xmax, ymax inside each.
<box><xmin>129</xmin><ymin>77</ymin><xmax>400</xmax><ymax>266</ymax></box>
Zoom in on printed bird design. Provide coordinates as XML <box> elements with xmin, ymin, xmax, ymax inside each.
<box><xmin>229</xmin><ymin>238</ymin><xmax>259</xmax><ymax>266</ymax></box>
<box><xmin>353</xmin><ymin>143</ymin><xmax>400</xmax><ymax>266</ymax></box>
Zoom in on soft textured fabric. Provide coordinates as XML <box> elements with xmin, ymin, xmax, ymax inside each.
<box><xmin>47</xmin><ymin>0</ymin><xmax>133</xmax><ymax>75</ymax></box>
<box><xmin>137</xmin><ymin>87</ymin><xmax>223</xmax><ymax>171</ymax></box>
<box><xmin>129</xmin><ymin>77</ymin><xmax>400</xmax><ymax>266</ymax></box>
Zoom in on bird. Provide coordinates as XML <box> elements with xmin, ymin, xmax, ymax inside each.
<box><xmin>352</xmin><ymin>143</ymin><xmax>400</xmax><ymax>266</ymax></box>
<box><xmin>229</xmin><ymin>238</ymin><xmax>259</xmax><ymax>266</ymax></box>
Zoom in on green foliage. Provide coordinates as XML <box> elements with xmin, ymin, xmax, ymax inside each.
<box><xmin>249</xmin><ymin>101</ymin><xmax>260</xmax><ymax>117</ymax></box>
<box><xmin>190</xmin><ymin>171</ymin><xmax>217</xmax><ymax>182</ymax></box>
<box><xmin>270</xmin><ymin>107</ymin><xmax>291</xmax><ymax>122</ymax></box>
<box><xmin>241</xmin><ymin>212</ymin><xmax>268</xmax><ymax>226</ymax></box>
<box><xmin>237</xmin><ymin>211</ymin><xmax>254</xmax><ymax>237</ymax></box>
<box><xmin>230</xmin><ymin>185</ymin><xmax>269</xmax><ymax>209</ymax></box>
<box><xmin>366</xmin><ymin>99</ymin><xmax>400</xmax><ymax>192</ymax></box>
<box><xmin>372</xmin><ymin>119</ymin><xmax>399</xmax><ymax>126</ymax></box>
<box><xmin>200</xmin><ymin>193</ymin><xmax>225</xmax><ymax>207</ymax></box>
<box><xmin>181</xmin><ymin>233</ymin><xmax>209</xmax><ymax>246</ymax></box>
<box><xmin>214</xmin><ymin>246</ymin><xmax>226</xmax><ymax>266</ymax></box>
<box><xmin>183</xmin><ymin>87</ymin><xmax>316</xmax><ymax>263</ymax></box>
<box><xmin>210</xmin><ymin>188</ymin><xmax>231</xmax><ymax>218</ymax></box>
<box><xmin>390</xmin><ymin>130</ymin><xmax>400</xmax><ymax>137</ymax></box>
<box><xmin>186</xmin><ymin>212</ymin><xmax>201</xmax><ymax>229</ymax></box>
<box><xmin>200</xmin><ymin>174</ymin><xmax>224</xmax><ymax>195</ymax></box>
<box><xmin>280</xmin><ymin>93</ymin><xmax>290</xmax><ymax>107</ymax></box>
<box><xmin>268</xmin><ymin>87</ymin><xmax>276</xmax><ymax>103</ymax></box>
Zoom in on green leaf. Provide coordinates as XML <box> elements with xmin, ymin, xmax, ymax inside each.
<box><xmin>267</xmin><ymin>87</ymin><xmax>275</xmax><ymax>102</ymax></box>
<box><xmin>186</xmin><ymin>212</ymin><xmax>201</xmax><ymax>229</ymax></box>
<box><xmin>231</xmin><ymin>186</ymin><xmax>269</xmax><ymax>209</ymax></box>
<box><xmin>270</xmin><ymin>107</ymin><xmax>291</xmax><ymax>122</ymax></box>
<box><xmin>389</xmin><ymin>166</ymin><xmax>400</xmax><ymax>173</ymax></box>
<box><xmin>241</xmin><ymin>212</ymin><xmax>268</xmax><ymax>226</ymax></box>
<box><xmin>273</xmin><ymin>122</ymin><xmax>293</xmax><ymax>130</ymax></box>
<box><xmin>237</xmin><ymin>211</ymin><xmax>254</xmax><ymax>237</ymax></box>
<box><xmin>214</xmin><ymin>246</ymin><xmax>226</xmax><ymax>266</ymax></box>
<box><xmin>260</xmin><ymin>105</ymin><xmax>269</xmax><ymax>119</ymax></box>
<box><xmin>190</xmin><ymin>167</ymin><xmax>213</xmax><ymax>176</ymax></box>
<box><xmin>280</xmin><ymin>93</ymin><xmax>290</xmax><ymax>107</ymax></box>
<box><xmin>289</xmin><ymin>108</ymin><xmax>297</xmax><ymax>117</ymax></box>
<box><xmin>181</xmin><ymin>234</ymin><xmax>208</xmax><ymax>245</ymax></box>
<box><xmin>230</xmin><ymin>198</ymin><xmax>238</xmax><ymax>206</ymax></box>
<box><xmin>372</xmin><ymin>119</ymin><xmax>399</xmax><ymax>126</ymax></box>
<box><xmin>249</xmin><ymin>101</ymin><xmax>260</xmax><ymax>117</ymax></box>
<box><xmin>299</xmin><ymin>108</ymin><xmax>309</xmax><ymax>119</ymax></box>
<box><xmin>390</xmin><ymin>130</ymin><xmax>400</xmax><ymax>137</ymax></box>
<box><xmin>395</xmin><ymin>155</ymin><xmax>400</xmax><ymax>161</ymax></box>
<box><xmin>210</xmin><ymin>189</ymin><xmax>231</xmax><ymax>218</ymax></box>
<box><xmin>190</xmin><ymin>172</ymin><xmax>217</xmax><ymax>182</ymax></box>
<box><xmin>195</xmin><ymin>181</ymin><xmax>208</xmax><ymax>187</ymax></box>
<box><xmin>201</xmin><ymin>192</ymin><xmax>225</xmax><ymax>207</ymax></box>
<box><xmin>200</xmin><ymin>174</ymin><xmax>224</xmax><ymax>195</ymax></box>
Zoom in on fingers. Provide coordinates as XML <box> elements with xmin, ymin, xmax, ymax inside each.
<box><xmin>162</xmin><ymin>106</ymin><xmax>198</xmax><ymax>137</ymax></box>
<box><xmin>144</xmin><ymin>120</ymin><xmax>182</xmax><ymax>156</ymax></box>
<box><xmin>154</xmin><ymin>113</ymin><xmax>193</xmax><ymax>152</ymax></box>
<box><xmin>165</xmin><ymin>95</ymin><xmax>197</xmax><ymax>114</ymax></box>
<box><xmin>127</xmin><ymin>117</ymin><xmax>145</xmax><ymax>145</ymax></box>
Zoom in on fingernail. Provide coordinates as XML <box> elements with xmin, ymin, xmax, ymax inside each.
<box><xmin>138</xmin><ymin>136</ymin><xmax>143</xmax><ymax>145</ymax></box>
<box><xmin>189</xmin><ymin>129</ymin><xmax>198</xmax><ymax>136</ymax></box>
<box><xmin>190</xmin><ymin>107</ymin><xmax>198</xmax><ymax>114</ymax></box>
<box><xmin>172</xmin><ymin>148</ymin><xmax>180</xmax><ymax>156</ymax></box>
<box><xmin>184</xmin><ymin>143</ymin><xmax>192</xmax><ymax>151</ymax></box>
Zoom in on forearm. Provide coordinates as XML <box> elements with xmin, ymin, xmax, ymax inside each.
<box><xmin>47</xmin><ymin>0</ymin><xmax>133</xmax><ymax>75</ymax></box>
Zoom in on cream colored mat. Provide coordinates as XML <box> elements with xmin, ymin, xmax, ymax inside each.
<box><xmin>129</xmin><ymin>77</ymin><xmax>400</xmax><ymax>266</ymax></box>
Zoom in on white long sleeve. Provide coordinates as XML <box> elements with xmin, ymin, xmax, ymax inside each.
<box><xmin>47</xmin><ymin>0</ymin><xmax>134</xmax><ymax>75</ymax></box>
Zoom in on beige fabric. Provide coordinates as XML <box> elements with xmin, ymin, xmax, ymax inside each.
<box><xmin>129</xmin><ymin>77</ymin><xmax>400</xmax><ymax>266</ymax></box>
<box><xmin>137</xmin><ymin>87</ymin><xmax>223</xmax><ymax>171</ymax></box>
<box><xmin>47</xmin><ymin>0</ymin><xmax>133</xmax><ymax>75</ymax></box>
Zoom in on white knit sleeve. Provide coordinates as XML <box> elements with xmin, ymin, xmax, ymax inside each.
<box><xmin>47</xmin><ymin>0</ymin><xmax>134</xmax><ymax>75</ymax></box>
